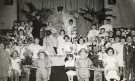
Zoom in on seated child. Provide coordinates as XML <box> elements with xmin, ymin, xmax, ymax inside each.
<box><xmin>65</xmin><ymin>54</ymin><xmax>76</xmax><ymax>81</ymax></box>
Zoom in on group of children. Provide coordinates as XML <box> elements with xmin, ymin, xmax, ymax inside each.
<box><xmin>0</xmin><ymin>19</ymin><xmax>135</xmax><ymax>81</ymax></box>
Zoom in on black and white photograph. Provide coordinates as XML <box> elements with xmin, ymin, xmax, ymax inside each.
<box><xmin>0</xmin><ymin>0</ymin><xmax>135</xmax><ymax>81</ymax></box>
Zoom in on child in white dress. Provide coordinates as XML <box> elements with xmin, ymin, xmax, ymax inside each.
<box><xmin>103</xmin><ymin>47</ymin><xmax>120</xmax><ymax>81</ymax></box>
<box><xmin>62</xmin><ymin>35</ymin><xmax>73</xmax><ymax>55</ymax></box>
<box><xmin>35</xmin><ymin>51</ymin><xmax>51</xmax><ymax>81</ymax></box>
<box><xmin>76</xmin><ymin>37</ymin><xmax>87</xmax><ymax>52</ymax></box>
<box><xmin>10</xmin><ymin>50</ymin><xmax>21</xmax><ymax>81</ymax></box>
<box><xmin>87</xmin><ymin>24</ymin><xmax>99</xmax><ymax>42</ymax></box>
<box><xmin>97</xmin><ymin>46</ymin><xmax>108</xmax><ymax>61</ymax></box>
<box><xmin>76</xmin><ymin>48</ymin><xmax>93</xmax><ymax>81</ymax></box>
<box><xmin>57</xmin><ymin>30</ymin><xmax>66</xmax><ymax>55</ymax></box>
<box><xmin>65</xmin><ymin>54</ymin><xmax>76</xmax><ymax>81</ymax></box>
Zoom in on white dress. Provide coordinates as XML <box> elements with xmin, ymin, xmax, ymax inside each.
<box><xmin>65</xmin><ymin>60</ymin><xmax>76</xmax><ymax>76</ymax></box>
<box><xmin>11</xmin><ymin>58</ymin><xmax>21</xmax><ymax>75</ymax></box>
<box><xmin>104</xmin><ymin>55</ymin><xmax>120</xmax><ymax>81</ymax></box>
<box><xmin>76</xmin><ymin>44</ymin><xmax>87</xmax><ymax>52</ymax></box>
<box><xmin>13</xmin><ymin>45</ymin><xmax>26</xmax><ymax>59</ymax></box>
<box><xmin>57</xmin><ymin>35</ymin><xmax>65</xmax><ymax>55</ymax></box>
<box><xmin>62</xmin><ymin>41</ymin><xmax>73</xmax><ymax>55</ymax></box>
<box><xmin>87</xmin><ymin>29</ymin><xmax>99</xmax><ymax>41</ymax></box>
<box><xmin>28</xmin><ymin>44</ymin><xmax>43</xmax><ymax>59</ymax></box>
<box><xmin>111</xmin><ymin>43</ymin><xmax>124</xmax><ymax>67</ymax></box>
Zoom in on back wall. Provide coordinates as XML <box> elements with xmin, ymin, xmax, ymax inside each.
<box><xmin>0</xmin><ymin>0</ymin><xmax>17</xmax><ymax>29</ymax></box>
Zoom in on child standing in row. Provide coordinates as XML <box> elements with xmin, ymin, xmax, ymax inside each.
<box><xmin>103</xmin><ymin>47</ymin><xmax>120</xmax><ymax>81</ymax></box>
<box><xmin>35</xmin><ymin>51</ymin><xmax>51</xmax><ymax>81</ymax></box>
<box><xmin>76</xmin><ymin>48</ymin><xmax>93</xmax><ymax>81</ymax></box>
<box><xmin>10</xmin><ymin>50</ymin><xmax>21</xmax><ymax>81</ymax></box>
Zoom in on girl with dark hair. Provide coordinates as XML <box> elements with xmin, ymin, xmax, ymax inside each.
<box><xmin>65</xmin><ymin>54</ymin><xmax>76</xmax><ymax>81</ymax></box>
<box><xmin>10</xmin><ymin>50</ymin><xmax>21</xmax><ymax>81</ymax></box>
<box><xmin>103</xmin><ymin>47</ymin><xmax>120</xmax><ymax>81</ymax></box>
<box><xmin>66</xmin><ymin>19</ymin><xmax>76</xmax><ymax>39</ymax></box>
<box><xmin>76</xmin><ymin>37</ymin><xmax>87</xmax><ymax>53</ymax></box>
<box><xmin>62</xmin><ymin>35</ymin><xmax>73</xmax><ymax>55</ymax></box>
<box><xmin>34</xmin><ymin>51</ymin><xmax>51</xmax><ymax>81</ymax></box>
<box><xmin>57</xmin><ymin>30</ymin><xmax>66</xmax><ymax>55</ymax></box>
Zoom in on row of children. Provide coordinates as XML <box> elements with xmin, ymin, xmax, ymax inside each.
<box><xmin>1</xmin><ymin>19</ymin><xmax>135</xmax><ymax>81</ymax></box>
<box><xmin>0</xmin><ymin>40</ymin><xmax>119</xmax><ymax>81</ymax></box>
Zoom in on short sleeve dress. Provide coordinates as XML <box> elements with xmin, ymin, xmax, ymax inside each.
<box><xmin>76</xmin><ymin>58</ymin><xmax>93</xmax><ymax>79</ymax></box>
<box><xmin>103</xmin><ymin>55</ymin><xmax>120</xmax><ymax>81</ymax></box>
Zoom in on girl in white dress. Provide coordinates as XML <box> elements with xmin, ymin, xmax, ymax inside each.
<box><xmin>10</xmin><ymin>50</ymin><xmax>21</xmax><ymax>81</ymax></box>
<box><xmin>66</xmin><ymin>19</ymin><xmax>76</xmax><ymax>39</ymax></box>
<box><xmin>62</xmin><ymin>35</ymin><xmax>73</xmax><ymax>55</ymax></box>
<box><xmin>65</xmin><ymin>54</ymin><xmax>76</xmax><ymax>81</ymax></box>
<box><xmin>103</xmin><ymin>47</ymin><xmax>120</xmax><ymax>81</ymax></box>
<box><xmin>57</xmin><ymin>30</ymin><xmax>66</xmax><ymax>55</ymax></box>
<box><xmin>28</xmin><ymin>38</ymin><xmax>43</xmax><ymax>60</ymax></box>
<box><xmin>76</xmin><ymin>37</ymin><xmax>87</xmax><ymax>52</ymax></box>
<box><xmin>87</xmin><ymin>24</ymin><xmax>99</xmax><ymax>42</ymax></box>
<box><xmin>35</xmin><ymin>51</ymin><xmax>51</xmax><ymax>81</ymax></box>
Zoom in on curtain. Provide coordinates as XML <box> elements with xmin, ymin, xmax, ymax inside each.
<box><xmin>20</xmin><ymin>0</ymin><xmax>104</xmax><ymax>11</ymax></box>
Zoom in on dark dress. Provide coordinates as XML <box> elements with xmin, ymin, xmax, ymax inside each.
<box><xmin>130</xmin><ymin>43</ymin><xmax>135</xmax><ymax>81</ymax></box>
<box><xmin>123</xmin><ymin>44</ymin><xmax>133</xmax><ymax>81</ymax></box>
<box><xmin>21</xmin><ymin>56</ymin><xmax>35</xmax><ymax>81</ymax></box>
<box><xmin>32</xmin><ymin>18</ymin><xmax>42</xmax><ymax>38</ymax></box>
<box><xmin>49</xmin><ymin>66</ymin><xmax>68</xmax><ymax>81</ymax></box>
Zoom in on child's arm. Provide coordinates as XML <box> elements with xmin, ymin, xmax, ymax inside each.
<box><xmin>47</xmin><ymin>59</ymin><xmax>52</xmax><ymax>80</ymax></box>
<box><xmin>88</xmin><ymin>58</ymin><xmax>94</xmax><ymax>69</ymax></box>
<box><xmin>75</xmin><ymin>58</ymin><xmax>79</xmax><ymax>68</ymax></box>
<box><xmin>75</xmin><ymin>59</ymin><xmax>81</xmax><ymax>80</ymax></box>
<box><xmin>102</xmin><ymin>58</ymin><xmax>107</xmax><ymax>67</ymax></box>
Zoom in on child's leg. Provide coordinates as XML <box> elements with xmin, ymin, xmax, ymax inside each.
<box><xmin>36</xmin><ymin>71</ymin><xmax>41</xmax><ymax>81</ymax></box>
<box><xmin>110</xmin><ymin>79</ymin><xmax>116</xmax><ymax>81</ymax></box>
<box><xmin>70</xmin><ymin>75</ymin><xmax>74</xmax><ymax>81</ymax></box>
<box><xmin>84</xmin><ymin>78</ymin><xmax>89</xmax><ymax>81</ymax></box>
<box><xmin>78</xmin><ymin>78</ymin><xmax>83</xmax><ymax>81</ymax></box>
<box><xmin>42</xmin><ymin>78</ymin><xmax>48</xmax><ymax>81</ymax></box>
<box><xmin>14</xmin><ymin>71</ymin><xmax>19</xmax><ymax>81</ymax></box>
<box><xmin>119</xmin><ymin>67</ymin><xmax>124</xmax><ymax>80</ymax></box>
<box><xmin>42</xmin><ymin>74</ymin><xmax>49</xmax><ymax>81</ymax></box>
<box><xmin>10</xmin><ymin>70</ymin><xmax>14</xmax><ymax>81</ymax></box>
<box><xmin>67</xmin><ymin>75</ymin><xmax>74</xmax><ymax>81</ymax></box>
<box><xmin>12</xmin><ymin>70</ymin><xmax>17</xmax><ymax>81</ymax></box>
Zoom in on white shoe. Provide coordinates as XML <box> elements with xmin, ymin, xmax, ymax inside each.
<box><xmin>122</xmin><ymin>78</ymin><xmax>126</xmax><ymax>81</ymax></box>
